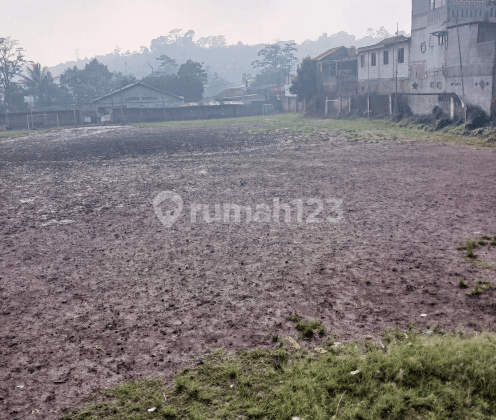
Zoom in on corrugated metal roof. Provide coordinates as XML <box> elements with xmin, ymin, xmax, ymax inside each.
<box><xmin>312</xmin><ymin>46</ymin><xmax>346</xmax><ymax>61</ymax></box>
<box><xmin>90</xmin><ymin>82</ymin><xmax>184</xmax><ymax>103</ymax></box>
<box><xmin>357</xmin><ymin>35</ymin><xmax>410</xmax><ymax>52</ymax></box>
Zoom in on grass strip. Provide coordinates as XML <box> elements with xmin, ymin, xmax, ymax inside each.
<box><xmin>64</xmin><ymin>328</ymin><xmax>496</xmax><ymax>420</ymax></box>
<box><xmin>134</xmin><ymin>113</ymin><xmax>496</xmax><ymax>149</ymax></box>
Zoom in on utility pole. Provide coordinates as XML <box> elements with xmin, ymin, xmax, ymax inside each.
<box><xmin>125</xmin><ymin>62</ymin><xmax>128</xmax><ymax>76</ymax></box>
<box><xmin>75</xmin><ymin>49</ymin><xmax>79</xmax><ymax>61</ymax></box>
<box><xmin>455</xmin><ymin>18</ymin><xmax>465</xmax><ymax>98</ymax></box>
<box><xmin>395</xmin><ymin>45</ymin><xmax>398</xmax><ymax>113</ymax></box>
<box><xmin>395</xmin><ymin>23</ymin><xmax>399</xmax><ymax>114</ymax></box>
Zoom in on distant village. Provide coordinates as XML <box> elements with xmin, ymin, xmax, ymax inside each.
<box><xmin>2</xmin><ymin>0</ymin><xmax>495</xmax><ymax>129</ymax></box>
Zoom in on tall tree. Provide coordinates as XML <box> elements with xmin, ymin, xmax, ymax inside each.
<box><xmin>156</xmin><ymin>54</ymin><xmax>178</xmax><ymax>75</ymax></box>
<box><xmin>197</xmin><ymin>35</ymin><xmax>227</xmax><ymax>48</ymax></box>
<box><xmin>251</xmin><ymin>43</ymin><xmax>298</xmax><ymax>71</ymax></box>
<box><xmin>111</xmin><ymin>72</ymin><xmax>137</xmax><ymax>90</ymax></box>
<box><xmin>83</xmin><ymin>58</ymin><xmax>113</xmax><ymax>96</ymax></box>
<box><xmin>59</xmin><ymin>58</ymin><xmax>112</xmax><ymax>106</ymax></box>
<box><xmin>289</xmin><ymin>57</ymin><xmax>318</xmax><ymax>101</ymax></box>
<box><xmin>141</xmin><ymin>59</ymin><xmax>207</xmax><ymax>102</ymax></box>
<box><xmin>20</xmin><ymin>63</ymin><xmax>59</xmax><ymax>109</ymax></box>
<box><xmin>178</xmin><ymin>59</ymin><xmax>207</xmax><ymax>84</ymax></box>
<box><xmin>0</xmin><ymin>37</ymin><xmax>25</xmax><ymax>110</ymax></box>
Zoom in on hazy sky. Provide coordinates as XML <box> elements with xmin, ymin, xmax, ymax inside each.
<box><xmin>2</xmin><ymin>0</ymin><xmax>411</xmax><ymax>67</ymax></box>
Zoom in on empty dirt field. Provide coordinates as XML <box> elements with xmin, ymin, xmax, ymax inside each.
<box><xmin>1</xmin><ymin>117</ymin><xmax>496</xmax><ymax>419</ymax></box>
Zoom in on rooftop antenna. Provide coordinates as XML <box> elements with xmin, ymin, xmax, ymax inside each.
<box><xmin>75</xmin><ymin>49</ymin><xmax>79</xmax><ymax>61</ymax></box>
<box><xmin>147</xmin><ymin>62</ymin><xmax>156</xmax><ymax>74</ymax></box>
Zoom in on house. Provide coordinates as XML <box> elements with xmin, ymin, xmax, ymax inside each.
<box><xmin>357</xmin><ymin>36</ymin><xmax>411</xmax><ymax>95</ymax></box>
<box><xmin>313</xmin><ymin>46</ymin><xmax>358</xmax><ymax>97</ymax></box>
<box><xmin>408</xmin><ymin>0</ymin><xmax>496</xmax><ymax>116</ymax></box>
<box><xmin>216</xmin><ymin>88</ymin><xmax>246</xmax><ymax>99</ymax></box>
<box><xmin>90</xmin><ymin>83</ymin><xmax>184</xmax><ymax>109</ymax></box>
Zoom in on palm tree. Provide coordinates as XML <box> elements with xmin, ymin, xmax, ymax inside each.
<box><xmin>21</xmin><ymin>63</ymin><xmax>58</xmax><ymax>110</ymax></box>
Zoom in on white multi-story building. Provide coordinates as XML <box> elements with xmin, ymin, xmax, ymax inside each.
<box><xmin>357</xmin><ymin>36</ymin><xmax>411</xmax><ymax>94</ymax></box>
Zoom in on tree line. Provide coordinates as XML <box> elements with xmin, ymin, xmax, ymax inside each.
<box><xmin>0</xmin><ymin>36</ymin><xmax>213</xmax><ymax>113</ymax></box>
<box><xmin>1</xmin><ymin>31</ymin><xmax>329</xmax><ymax>114</ymax></box>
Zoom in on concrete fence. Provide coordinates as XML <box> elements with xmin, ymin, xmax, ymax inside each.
<box><xmin>0</xmin><ymin>101</ymin><xmax>283</xmax><ymax>130</ymax></box>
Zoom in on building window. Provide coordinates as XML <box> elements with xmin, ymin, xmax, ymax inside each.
<box><xmin>125</xmin><ymin>96</ymin><xmax>140</xmax><ymax>101</ymax></box>
<box><xmin>383</xmin><ymin>50</ymin><xmax>389</xmax><ymax>65</ymax></box>
<box><xmin>371</xmin><ymin>53</ymin><xmax>376</xmax><ymax>66</ymax></box>
<box><xmin>430</xmin><ymin>0</ymin><xmax>435</xmax><ymax>9</ymax></box>
<box><xmin>361</xmin><ymin>55</ymin><xmax>365</xmax><ymax>67</ymax></box>
<box><xmin>429</xmin><ymin>35</ymin><xmax>435</xmax><ymax>46</ymax></box>
<box><xmin>142</xmin><ymin>96</ymin><xmax>158</xmax><ymax>100</ymax></box>
<box><xmin>397</xmin><ymin>48</ymin><xmax>405</xmax><ymax>63</ymax></box>
<box><xmin>438</xmin><ymin>34</ymin><xmax>445</xmax><ymax>45</ymax></box>
<box><xmin>421</xmin><ymin>42</ymin><xmax>426</xmax><ymax>53</ymax></box>
<box><xmin>430</xmin><ymin>82</ymin><xmax>435</xmax><ymax>88</ymax></box>
<box><xmin>437</xmin><ymin>82</ymin><xmax>442</xmax><ymax>89</ymax></box>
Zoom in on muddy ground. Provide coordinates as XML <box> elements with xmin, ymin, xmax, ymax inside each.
<box><xmin>1</xmin><ymin>123</ymin><xmax>496</xmax><ymax>419</ymax></box>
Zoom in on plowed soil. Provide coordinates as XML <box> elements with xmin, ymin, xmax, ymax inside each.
<box><xmin>1</xmin><ymin>123</ymin><xmax>496</xmax><ymax>419</ymax></box>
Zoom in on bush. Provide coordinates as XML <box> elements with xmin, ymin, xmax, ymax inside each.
<box><xmin>466</xmin><ymin>105</ymin><xmax>489</xmax><ymax>130</ymax></box>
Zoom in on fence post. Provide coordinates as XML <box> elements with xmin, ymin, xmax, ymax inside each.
<box><xmin>389</xmin><ymin>94</ymin><xmax>393</xmax><ymax>115</ymax></box>
<box><xmin>27</xmin><ymin>115</ymin><xmax>30</xmax><ymax>130</ymax></box>
<box><xmin>450</xmin><ymin>96</ymin><xmax>455</xmax><ymax>119</ymax></box>
<box><xmin>367</xmin><ymin>96</ymin><xmax>370</xmax><ymax>118</ymax></box>
<box><xmin>349</xmin><ymin>96</ymin><xmax>351</xmax><ymax>113</ymax></box>
<box><xmin>74</xmin><ymin>109</ymin><xmax>77</xmax><ymax>127</ymax></box>
<box><xmin>325</xmin><ymin>96</ymin><xmax>328</xmax><ymax>116</ymax></box>
<box><xmin>338</xmin><ymin>97</ymin><xmax>342</xmax><ymax>114</ymax></box>
<box><xmin>303</xmin><ymin>98</ymin><xmax>306</xmax><ymax>113</ymax></box>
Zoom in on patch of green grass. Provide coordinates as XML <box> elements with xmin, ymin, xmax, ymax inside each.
<box><xmin>467</xmin><ymin>279</ymin><xmax>496</xmax><ymax>297</ymax></box>
<box><xmin>134</xmin><ymin>113</ymin><xmax>496</xmax><ymax>148</ymax></box>
<box><xmin>459</xmin><ymin>279</ymin><xmax>468</xmax><ymax>289</ymax></box>
<box><xmin>287</xmin><ymin>313</ymin><xmax>326</xmax><ymax>339</ymax></box>
<box><xmin>458</xmin><ymin>236</ymin><xmax>496</xmax><ymax>269</ymax></box>
<box><xmin>0</xmin><ymin>126</ymin><xmax>67</xmax><ymax>139</ymax></box>
<box><xmin>64</xmin><ymin>330</ymin><xmax>496</xmax><ymax>420</ymax></box>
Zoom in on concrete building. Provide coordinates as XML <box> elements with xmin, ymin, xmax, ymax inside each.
<box><xmin>90</xmin><ymin>83</ymin><xmax>184</xmax><ymax>109</ymax></box>
<box><xmin>357</xmin><ymin>36</ymin><xmax>411</xmax><ymax>94</ymax></box>
<box><xmin>409</xmin><ymin>0</ymin><xmax>496</xmax><ymax>115</ymax></box>
<box><xmin>313</xmin><ymin>46</ymin><xmax>358</xmax><ymax>97</ymax></box>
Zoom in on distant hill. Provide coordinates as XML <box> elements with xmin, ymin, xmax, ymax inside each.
<box><xmin>49</xmin><ymin>28</ymin><xmax>408</xmax><ymax>86</ymax></box>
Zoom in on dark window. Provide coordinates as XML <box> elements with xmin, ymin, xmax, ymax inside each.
<box><xmin>125</xmin><ymin>96</ymin><xmax>140</xmax><ymax>101</ymax></box>
<box><xmin>421</xmin><ymin>42</ymin><xmax>426</xmax><ymax>53</ymax></box>
<box><xmin>437</xmin><ymin>82</ymin><xmax>442</xmax><ymax>89</ymax></box>
<box><xmin>398</xmin><ymin>48</ymin><xmax>405</xmax><ymax>63</ymax></box>
<box><xmin>430</xmin><ymin>82</ymin><xmax>435</xmax><ymax>88</ymax></box>
<box><xmin>371</xmin><ymin>53</ymin><xmax>376</xmax><ymax>66</ymax></box>
<box><xmin>438</xmin><ymin>34</ymin><xmax>445</xmax><ymax>45</ymax></box>
<box><xmin>383</xmin><ymin>51</ymin><xmax>389</xmax><ymax>65</ymax></box>
<box><xmin>142</xmin><ymin>96</ymin><xmax>158</xmax><ymax>100</ymax></box>
<box><xmin>361</xmin><ymin>55</ymin><xmax>365</xmax><ymax>67</ymax></box>
<box><xmin>478</xmin><ymin>23</ymin><xmax>496</xmax><ymax>43</ymax></box>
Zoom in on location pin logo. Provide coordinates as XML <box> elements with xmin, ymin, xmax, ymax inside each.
<box><xmin>153</xmin><ymin>191</ymin><xmax>183</xmax><ymax>228</ymax></box>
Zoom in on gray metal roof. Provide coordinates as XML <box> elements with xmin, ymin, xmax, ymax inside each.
<box><xmin>90</xmin><ymin>82</ymin><xmax>184</xmax><ymax>103</ymax></box>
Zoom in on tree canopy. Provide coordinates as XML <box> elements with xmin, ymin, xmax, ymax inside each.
<box><xmin>289</xmin><ymin>57</ymin><xmax>318</xmax><ymax>101</ymax></box>
<box><xmin>0</xmin><ymin>37</ymin><xmax>26</xmax><ymax>111</ymax></box>
<box><xmin>251</xmin><ymin>43</ymin><xmax>298</xmax><ymax>71</ymax></box>
<box><xmin>141</xmin><ymin>59</ymin><xmax>206</xmax><ymax>102</ymax></box>
<box><xmin>59</xmin><ymin>58</ymin><xmax>113</xmax><ymax>105</ymax></box>
<box><xmin>20</xmin><ymin>63</ymin><xmax>63</xmax><ymax>110</ymax></box>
